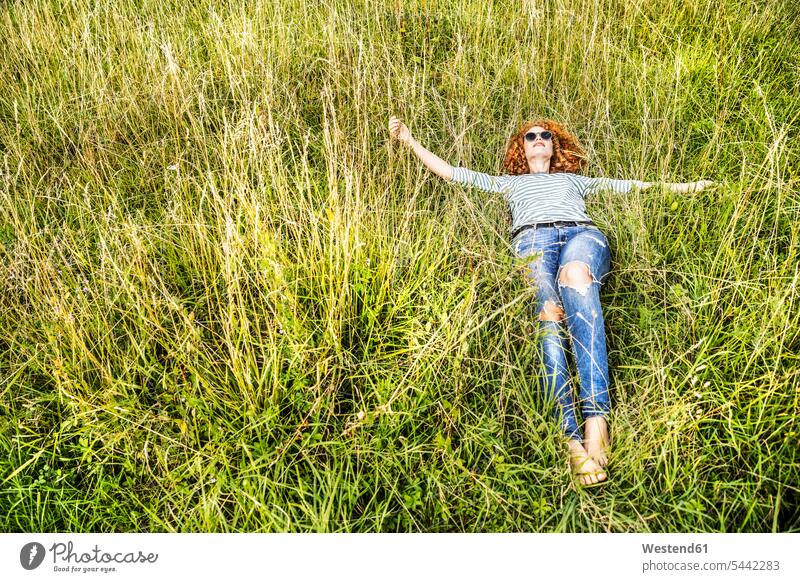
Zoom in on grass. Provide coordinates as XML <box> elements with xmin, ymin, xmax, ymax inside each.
<box><xmin>0</xmin><ymin>0</ymin><xmax>799</xmax><ymax>532</ymax></box>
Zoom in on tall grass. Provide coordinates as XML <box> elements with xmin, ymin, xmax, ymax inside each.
<box><xmin>0</xmin><ymin>0</ymin><xmax>798</xmax><ymax>532</ymax></box>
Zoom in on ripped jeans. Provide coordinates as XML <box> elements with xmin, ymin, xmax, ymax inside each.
<box><xmin>512</xmin><ymin>224</ymin><xmax>612</xmax><ymax>443</ymax></box>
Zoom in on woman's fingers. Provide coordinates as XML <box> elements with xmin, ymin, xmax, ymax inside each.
<box><xmin>388</xmin><ymin>115</ymin><xmax>408</xmax><ymax>142</ymax></box>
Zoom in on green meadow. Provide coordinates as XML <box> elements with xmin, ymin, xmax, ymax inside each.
<box><xmin>1</xmin><ymin>0</ymin><xmax>799</xmax><ymax>532</ymax></box>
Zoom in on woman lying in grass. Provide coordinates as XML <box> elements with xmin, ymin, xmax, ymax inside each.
<box><xmin>388</xmin><ymin>115</ymin><xmax>715</xmax><ymax>486</ymax></box>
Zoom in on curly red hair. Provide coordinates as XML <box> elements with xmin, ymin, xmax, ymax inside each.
<box><xmin>502</xmin><ymin>119</ymin><xmax>588</xmax><ymax>175</ymax></box>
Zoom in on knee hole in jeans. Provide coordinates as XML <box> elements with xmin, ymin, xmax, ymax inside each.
<box><xmin>538</xmin><ymin>299</ymin><xmax>564</xmax><ymax>321</ymax></box>
<box><xmin>557</xmin><ymin>260</ymin><xmax>596</xmax><ymax>296</ymax></box>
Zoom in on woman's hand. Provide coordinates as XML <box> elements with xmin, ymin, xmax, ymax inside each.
<box><xmin>696</xmin><ymin>180</ymin><xmax>716</xmax><ymax>190</ymax></box>
<box><xmin>389</xmin><ymin>115</ymin><xmax>413</xmax><ymax>146</ymax></box>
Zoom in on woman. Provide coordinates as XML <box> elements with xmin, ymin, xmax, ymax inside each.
<box><xmin>388</xmin><ymin>115</ymin><xmax>714</xmax><ymax>486</ymax></box>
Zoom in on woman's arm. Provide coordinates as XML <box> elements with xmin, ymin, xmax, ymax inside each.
<box><xmin>572</xmin><ymin>175</ymin><xmax>650</xmax><ymax>195</ymax></box>
<box><xmin>573</xmin><ymin>175</ymin><xmax>716</xmax><ymax>199</ymax></box>
<box><xmin>389</xmin><ymin>115</ymin><xmax>453</xmax><ymax>180</ymax></box>
<box><xmin>388</xmin><ymin>115</ymin><xmax>514</xmax><ymax>194</ymax></box>
<box><xmin>651</xmin><ymin>180</ymin><xmax>716</xmax><ymax>193</ymax></box>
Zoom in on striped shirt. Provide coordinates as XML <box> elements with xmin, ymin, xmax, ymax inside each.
<box><xmin>448</xmin><ymin>166</ymin><xmax>644</xmax><ymax>232</ymax></box>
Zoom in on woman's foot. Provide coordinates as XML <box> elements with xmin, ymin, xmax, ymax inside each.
<box><xmin>567</xmin><ymin>439</ymin><xmax>607</xmax><ymax>485</ymax></box>
<box><xmin>584</xmin><ymin>415</ymin><xmax>610</xmax><ymax>467</ymax></box>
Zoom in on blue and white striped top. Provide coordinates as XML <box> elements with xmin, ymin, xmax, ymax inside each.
<box><xmin>448</xmin><ymin>166</ymin><xmax>644</xmax><ymax>231</ymax></box>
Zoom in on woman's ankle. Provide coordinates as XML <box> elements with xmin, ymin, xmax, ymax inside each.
<box><xmin>566</xmin><ymin>437</ymin><xmax>585</xmax><ymax>451</ymax></box>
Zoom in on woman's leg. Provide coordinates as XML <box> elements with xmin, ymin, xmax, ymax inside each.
<box><xmin>538</xmin><ymin>318</ymin><xmax>581</xmax><ymax>441</ymax></box>
<box><xmin>556</xmin><ymin>227</ymin><xmax>613</xmax><ymax>466</ymax></box>
<box><xmin>514</xmin><ymin>229</ymin><xmax>582</xmax><ymax>443</ymax></box>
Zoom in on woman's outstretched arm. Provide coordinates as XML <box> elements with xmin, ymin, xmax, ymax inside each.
<box><xmin>575</xmin><ymin>175</ymin><xmax>716</xmax><ymax>196</ymax></box>
<box><xmin>388</xmin><ymin>115</ymin><xmax>515</xmax><ymax>195</ymax></box>
<box><xmin>389</xmin><ymin>115</ymin><xmax>453</xmax><ymax>180</ymax></box>
<box><xmin>651</xmin><ymin>180</ymin><xmax>717</xmax><ymax>193</ymax></box>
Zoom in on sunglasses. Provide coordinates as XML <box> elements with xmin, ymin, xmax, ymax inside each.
<box><xmin>524</xmin><ymin>130</ymin><xmax>552</xmax><ymax>142</ymax></box>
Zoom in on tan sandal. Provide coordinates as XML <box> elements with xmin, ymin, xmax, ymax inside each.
<box><xmin>572</xmin><ymin>456</ymin><xmax>609</xmax><ymax>488</ymax></box>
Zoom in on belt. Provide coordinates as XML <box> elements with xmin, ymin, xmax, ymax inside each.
<box><xmin>511</xmin><ymin>220</ymin><xmax>594</xmax><ymax>239</ymax></box>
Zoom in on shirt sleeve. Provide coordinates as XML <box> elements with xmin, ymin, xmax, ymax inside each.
<box><xmin>448</xmin><ymin>166</ymin><xmax>515</xmax><ymax>195</ymax></box>
<box><xmin>569</xmin><ymin>174</ymin><xmax>644</xmax><ymax>197</ymax></box>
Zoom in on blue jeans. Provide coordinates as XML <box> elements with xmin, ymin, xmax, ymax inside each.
<box><xmin>512</xmin><ymin>224</ymin><xmax>612</xmax><ymax>443</ymax></box>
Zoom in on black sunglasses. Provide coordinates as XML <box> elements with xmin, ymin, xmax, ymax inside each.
<box><xmin>524</xmin><ymin>130</ymin><xmax>552</xmax><ymax>141</ymax></box>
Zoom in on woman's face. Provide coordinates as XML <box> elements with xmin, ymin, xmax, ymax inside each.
<box><xmin>523</xmin><ymin>125</ymin><xmax>554</xmax><ymax>167</ymax></box>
